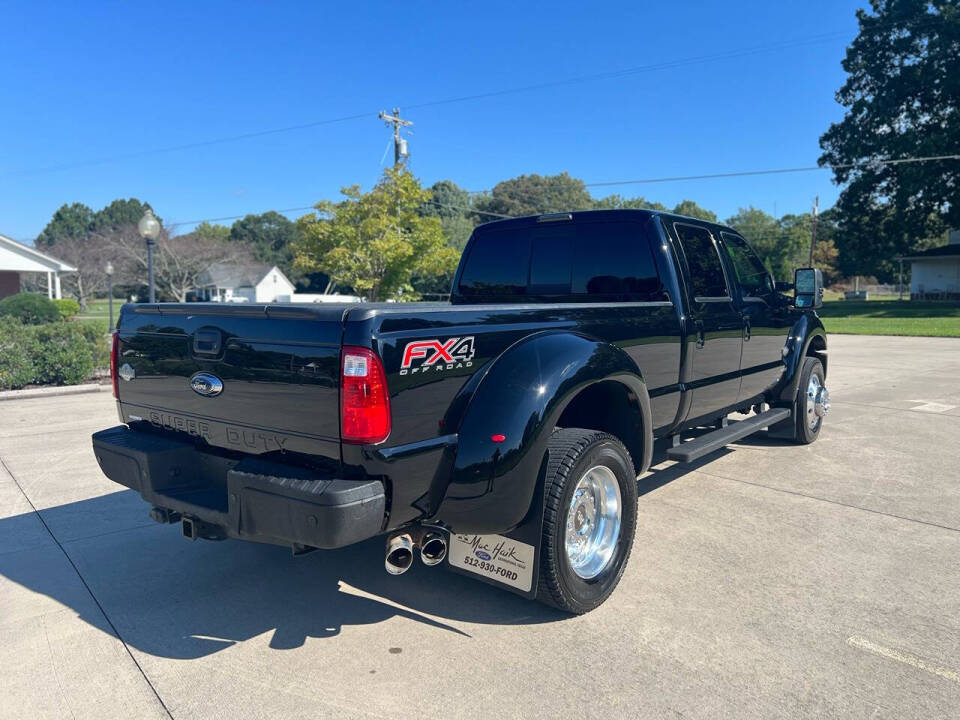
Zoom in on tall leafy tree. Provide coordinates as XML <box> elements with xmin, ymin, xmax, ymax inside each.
<box><xmin>592</xmin><ymin>194</ymin><xmax>669</xmax><ymax>211</ymax></box>
<box><xmin>35</xmin><ymin>203</ymin><xmax>94</xmax><ymax>247</ymax></box>
<box><xmin>228</xmin><ymin>211</ymin><xmax>302</xmax><ymax>279</ymax></box>
<box><xmin>420</xmin><ymin>180</ymin><xmax>475</xmax><ymax>252</ymax></box>
<box><xmin>294</xmin><ymin>168</ymin><xmax>458</xmax><ymax>301</ymax></box>
<box><xmin>193</xmin><ymin>221</ymin><xmax>231</xmax><ymax>242</ymax></box>
<box><xmin>673</xmin><ymin>200</ymin><xmax>718</xmax><ymax>223</ymax></box>
<box><xmin>819</xmin><ymin>0</ymin><xmax>959</xmax><ymax>278</ymax></box>
<box><xmin>474</xmin><ymin>172</ymin><xmax>593</xmax><ymax>218</ymax></box>
<box><xmin>93</xmin><ymin>198</ymin><xmax>157</xmax><ymax>231</ymax></box>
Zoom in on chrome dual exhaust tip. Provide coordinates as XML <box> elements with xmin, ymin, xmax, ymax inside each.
<box><xmin>385</xmin><ymin>533</ymin><xmax>414</xmax><ymax>575</ymax></box>
<box><xmin>384</xmin><ymin>530</ymin><xmax>448</xmax><ymax>574</ymax></box>
<box><xmin>420</xmin><ymin>532</ymin><xmax>447</xmax><ymax>566</ymax></box>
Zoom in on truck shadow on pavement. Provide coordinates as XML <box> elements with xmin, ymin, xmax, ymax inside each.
<box><xmin>1</xmin><ymin>434</ymin><xmax>739</xmax><ymax>660</ymax></box>
<box><xmin>0</xmin><ymin>490</ymin><xmax>574</xmax><ymax>659</ymax></box>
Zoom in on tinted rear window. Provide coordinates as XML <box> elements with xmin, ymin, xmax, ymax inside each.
<box><xmin>457</xmin><ymin>221</ymin><xmax>664</xmax><ymax>301</ymax></box>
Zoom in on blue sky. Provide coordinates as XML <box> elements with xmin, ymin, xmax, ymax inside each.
<box><xmin>0</xmin><ymin>0</ymin><xmax>866</xmax><ymax>241</ymax></box>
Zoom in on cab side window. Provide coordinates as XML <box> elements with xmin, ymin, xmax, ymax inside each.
<box><xmin>721</xmin><ymin>232</ymin><xmax>774</xmax><ymax>298</ymax></box>
<box><xmin>673</xmin><ymin>223</ymin><xmax>729</xmax><ymax>299</ymax></box>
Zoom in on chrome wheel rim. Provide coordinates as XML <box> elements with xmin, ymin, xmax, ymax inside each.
<box><xmin>806</xmin><ymin>375</ymin><xmax>829</xmax><ymax>430</ymax></box>
<box><xmin>565</xmin><ymin>465</ymin><xmax>622</xmax><ymax>579</ymax></box>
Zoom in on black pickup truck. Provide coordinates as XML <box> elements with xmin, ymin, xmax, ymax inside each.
<box><xmin>92</xmin><ymin>209</ymin><xmax>829</xmax><ymax>614</ymax></box>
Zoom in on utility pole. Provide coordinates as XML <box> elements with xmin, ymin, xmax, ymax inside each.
<box><xmin>808</xmin><ymin>195</ymin><xmax>819</xmax><ymax>267</ymax></box>
<box><xmin>378</xmin><ymin>108</ymin><xmax>412</xmax><ymax>165</ymax></box>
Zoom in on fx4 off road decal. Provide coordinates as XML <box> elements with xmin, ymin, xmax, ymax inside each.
<box><xmin>400</xmin><ymin>337</ymin><xmax>475</xmax><ymax>375</ymax></box>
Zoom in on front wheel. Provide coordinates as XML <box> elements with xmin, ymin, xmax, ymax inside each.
<box><xmin>537</xmin><ymin>428</ymin><xmax>638</xmax><ymax>614</ymax></box>
<box><xmin>793</xmin><ymin>357</ymin><xmax>829</xmax><ymax>444</ymax></box>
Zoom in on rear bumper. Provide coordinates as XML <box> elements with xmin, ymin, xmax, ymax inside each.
<box><xmin>91</xmin><ymin>426</ymin><xmax>386</xmax><ymax>549</ymax></box>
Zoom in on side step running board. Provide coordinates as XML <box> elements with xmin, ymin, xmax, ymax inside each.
<box><xmin>666</xmin><ymin>408</ymin><xmax>791</xmax><ymax>463</ymax></box>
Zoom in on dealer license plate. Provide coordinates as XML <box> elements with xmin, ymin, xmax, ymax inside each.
<box><xmin>447</xmin><ymin>533</ymin><xmax>535</xmax><ymax>592</ymax></box>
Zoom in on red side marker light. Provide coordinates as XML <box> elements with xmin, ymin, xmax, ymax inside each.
<box><xmin>491</xmin><ymin>434</ymin><xmax>506</xmax><ymax>443</ymax></box>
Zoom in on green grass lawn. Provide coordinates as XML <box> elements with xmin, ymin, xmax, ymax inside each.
<box><xmin>75</xmin><ymin>298</ymin><xmax>117</xmax><ymax>325</ymax></box>
<box><xmin>818</xmin><ymin>299</ymin><xmax>960</xmax><ymax>337</ymax></box>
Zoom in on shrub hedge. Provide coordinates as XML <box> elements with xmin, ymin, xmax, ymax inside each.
<box><xmin>0</xmin><ymin>315</ymin><xmax>111</xmax><ymax>390</ymax></box>
<box><xmin>53</xmin><ymin>298</ymin><xmax>82</xmax><ymax>319</ymax></box>
<box><xmin>26</xmin><ymin>323</ymin><xmax>95</xmax><ymax>385</ymax></box>
<box><xmin>0</xmin><ymin>292</ymin><xmax>61</xmax><ymax>325</ymax></box>
<box><xmin>0</xmin><ymin>317</ymin><xmax>38</xmax><ymax>389</ymax></box>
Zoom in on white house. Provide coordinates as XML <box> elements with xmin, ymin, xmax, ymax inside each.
<box><xmin>902</xmin><ymin>229</ymin><xmax>960</xmax><ymax>300</ymax></box>
<box><xmin>0</xmin><ymin>233</ymin><xmax>76</xmax><ymax>299</ymax></box>
<box><xmin>196</xmin><ymin>262</ymin><xmax>295</xmax><ymax>303</ymax></box>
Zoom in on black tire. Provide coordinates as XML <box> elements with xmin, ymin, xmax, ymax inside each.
<box><xmin>793</xmin><ymin>357</ymin><xmax>826</xmax><ymax>444</ymax></box>
<box><xmin>537</xmin><ymin>428</ymin><xmax>638</xmax><ymax>614</ymax></box>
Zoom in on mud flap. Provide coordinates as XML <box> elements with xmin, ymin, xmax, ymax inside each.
<box><xmin>444</xmin><ymin>476</ymin><xmax>545</xmax><ymax>600</ymax></box>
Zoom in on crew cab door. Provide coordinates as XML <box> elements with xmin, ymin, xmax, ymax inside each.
<box><xmin>671</xmin><ymin>222</ymin><xmax>743</xmax><ymax>420</ymax></box>
<box><xmin>719</xmin><ymin>232</ymin><xmax>793</xmax><ymax>401</ymax></box>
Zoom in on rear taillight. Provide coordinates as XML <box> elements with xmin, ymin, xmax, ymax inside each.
<box><xmin>341</xmin><ymin>346</ymin><xmax>391</xmax><ymax>444</ymax></box>
<box><xmin>110</xmin><ymin>332</ymin><xmax>119</xmax><ymax>399</ymax></box>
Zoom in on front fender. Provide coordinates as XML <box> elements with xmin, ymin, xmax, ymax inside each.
<box><xmin>775</xmin><ymin>313</ymin><xmax>827</xmax><ymax>405</ymax></box>
<box><xmin>434</xmin><ymin>331</ymin><xmax>651</xmax><ymax>533</ymax></box>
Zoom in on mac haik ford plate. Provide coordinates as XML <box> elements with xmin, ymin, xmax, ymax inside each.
<box><xmin>448</xmin><ymin>533</ymin><xmax>535</xmax><ymax>592</ymax></box>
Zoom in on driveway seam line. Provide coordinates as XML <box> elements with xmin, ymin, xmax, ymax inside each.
<box><xmin>697</xmin><ymin>469</ymin><xmax>960</xmax><ymax>534</ymax></box>
<box><xmin>0</xmin><ymin>455</ymin><xmax>175</xmax><ymax>720</ymax></box>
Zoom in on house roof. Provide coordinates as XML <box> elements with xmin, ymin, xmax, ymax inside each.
<box><xmin>200</xmin><ymin>262</ymin><xmax>284</xmax><ymax>288</ymax></box>
<box><xmin>0</xmin><ymin>233</ymin><xmax>77</xmax><ymax>273</ymax></box>
<box><xmin>900</xmin><ymin>244</ymin><xmax>960</xmax><ymax>262</ymax></box>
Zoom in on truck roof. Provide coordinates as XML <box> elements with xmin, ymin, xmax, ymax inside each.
<box><xmin>475</xmin><ymin>208</ymin><xmax>739</xmax><ymax>236</ymax></box>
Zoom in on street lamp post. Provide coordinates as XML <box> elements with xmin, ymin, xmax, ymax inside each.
<box><xmin>105</xmin><ymin>262</ymin><xmax>114</xmax><ymax>328</ymax></box>
<box><xmin>137</xmin><ymin>209</ymin><xmax>161</xmax><ymax>303</ymax></box>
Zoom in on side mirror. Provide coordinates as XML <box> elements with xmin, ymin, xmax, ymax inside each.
<box><xmin>774</xmin><ymin>280</ymin><xmax>794</xmax><ymax>293</ymax></box>
<box><xmin>794</xmin><ymin>268</ymin><xmax>823</xmax><ymax>309</ymax></box>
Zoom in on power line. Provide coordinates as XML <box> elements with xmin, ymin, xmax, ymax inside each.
<box><xmin>581</xmin><ymin>153</ymin><xmax>960</xmax><ymax>188</ymax></box>
<box><xmin>406</xmin><ymin>31</ymin><xmax>850</xmax><ymax>113</ymax></box>
<box><xmin>3</xmin><ymin>31</ymin><xmax>853</xmax><ymax>178</ymax></box>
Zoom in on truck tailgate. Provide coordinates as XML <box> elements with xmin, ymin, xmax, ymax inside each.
<box><xmin>115</xmin><ymin>303</ymin><xmax>348</xmax><ymax>461</ymax></box>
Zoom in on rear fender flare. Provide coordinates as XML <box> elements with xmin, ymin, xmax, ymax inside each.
<box><xmin>435</xmin><ymin>331</ymin><xmax>651</xmax><ymax>533</ymax></box>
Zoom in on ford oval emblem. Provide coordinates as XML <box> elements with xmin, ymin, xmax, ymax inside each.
<box><xmin>475</xmin><ymin>550</ymin><xmax>491</xmax><ymax>561</ymax></box>
<box><xmin>190</xmin><ymin>372</ymin><xmax>223</xmax><ymax>397</ymax></box>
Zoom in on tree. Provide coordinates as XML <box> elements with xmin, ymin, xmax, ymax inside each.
<box><xmin>102</xmin><ymin>225</ymin><xmax>253</xmax><ymax>302</ymax></box>
<box><xmin>474</xmin><ymin>172</ymin><xmax>593</xmax><ymax>218</ymax></box>
<box><xmin>294</xmin><ymin>167</ymin><xmax>458</xmax><ymax>301</ymax></box>
<box><xmin>228</xmin><ymin>211</ymin><xmax>301</xmax><ymax>279</ymax></box>
<box><xmin>592</xmin><ymin>194</ymin><xmax>669</xmax><ymax>211</ymax></box>
<box><xmin>673</xmin><ymin>200</ymin><xmax>718</xmax><ymax>223</ymax></box>
<box><xmin>819</xmin><ymin>0</ymin><xmax>959</xmax><ymax>277</ymax></box>
<box><xmin>93</xmin><ymin>198</ymin><xmax>158</xmax><ymax>232</ymax></box>
<box><xmin>725</xmin><ymin>207</ymin><xmax>805</xmax><ymax>281</ymax></box>
<box><xmin>193</xmin><ymin>221</ymin><xmax>231</xmax><ymax>242</ymax></box>
<box><xmin>420</xmin><ymin>180</ymin><xmax>472</xmax><ymax>218</ymax></box>
<box><xmin>47</xmin><ymin>235</ymin><xmax>112</xmax><ymax>310</ymax></box>
<box><xmin>419</xmin><ymin>180</ymin><xmax>475</xmax><ymax>252</ymax></box>
<box><xmin>35</xmin><ymin>203</ymin><xmax>94</xmax><ymax>247</ymax></box>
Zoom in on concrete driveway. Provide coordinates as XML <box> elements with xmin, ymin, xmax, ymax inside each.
<box><xmin>2</xmin><ymin>335</ymin><xmax>959</xmax><ymax>719</ymax></box>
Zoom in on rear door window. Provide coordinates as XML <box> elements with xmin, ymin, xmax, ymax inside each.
<box><xmin>672</xmin><ymin>223</ymin><xmax>729</xmax><ymax>299</ymax></box>
<box><xmin>572</xmin><ymin>222</ymin><xmax>664</xmax><ymax>300</ymax></box>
